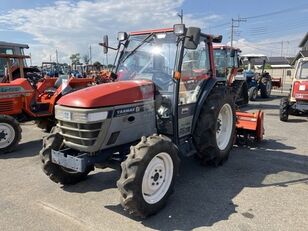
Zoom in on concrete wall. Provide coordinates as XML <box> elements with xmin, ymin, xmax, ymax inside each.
<box><xmin>265</xmin><ymin>68</ymin><xmax>294</xmax><ymax>92</ymax></box>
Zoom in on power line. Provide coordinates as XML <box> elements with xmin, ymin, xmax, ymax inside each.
<box><xmin>231</xmin><ymin>17</ymin><xmax>246</xmax><ymax>47</ymax></box>
<box><xmin>211</xmin><ymin>3</ymin><xmax>308</xmax><ymax>31</ymax></box>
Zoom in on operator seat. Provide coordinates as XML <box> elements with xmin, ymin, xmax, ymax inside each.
<box><xmin>44</xmin><ymin>75</ymin><xmax>69</xmax><ymax>95</ymax></box>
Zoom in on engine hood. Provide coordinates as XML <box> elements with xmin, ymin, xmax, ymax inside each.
<box><xmin>57</xmin><ymin>80</ymin><xmax>154</xmax><ymax>108</ymax></box>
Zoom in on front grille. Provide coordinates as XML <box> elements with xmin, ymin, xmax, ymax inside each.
<box><xmin>0</xmin><ymin>100</ymin><xmax>14</xmax><ymax>113</ymax></box>
<box><xmin>58</xmin><ymin>120</ymin><xmax>103</xmax><ymax>147</ymax></box>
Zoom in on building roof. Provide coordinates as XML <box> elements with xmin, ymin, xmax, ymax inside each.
<box><xmin>243</xmin><ymin>56</ymin><xmax>292</xmax><ymax>68</ymax></box>
<box><xmin>299</xmin><ymin>32</ymin><xmax>308</xmax><ymax>48</ymax></box>
<box><xmin>291</xmin><ymin>50</ymin><xmax>308</xmax><ymax>65</ymax></box>
<box><xmin>268</xmin><ymin>57</ymin><xmax>290</xmax><ymax>65</ymax></box>
<box><xmin>0</xmin><ymin>41</ymin><xmax>29</xmax><ymax>49</ymax></box>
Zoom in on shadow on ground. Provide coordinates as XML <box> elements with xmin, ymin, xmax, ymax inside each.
<box><xmin>62</xmin><ymin>170</ymin><xmax>120</xmax><ymax>193</ymax></box>
<box><xmin>0</xmin><ymin>139</ymin><xmax>42</xmax><ymax>159</ymax></box>
<box><xmin>101</xmin><ymin>140</ymin><xmax>308</xmax><ymax>230</ymax></box>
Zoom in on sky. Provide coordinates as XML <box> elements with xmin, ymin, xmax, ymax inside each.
<box><xmin>0</xmin><ymin>0</ymin><xmax>307</xmax><ymax>65</ymax></box>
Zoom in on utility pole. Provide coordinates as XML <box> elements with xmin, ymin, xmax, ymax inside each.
<box><xmin>29</xmin><ymin>53</ymin><xmax>32</xmax><ymax>66</ymax></box>
<box><xmin>56</xmin><ymin>49</ymin><xmax>59</xmax><ymax>64</ymax></box>
<box><xmin>89</xmin><ymin>45</ymin><xmax>92</xmax><ymax>65</ymax></box>
<box><xmin>231</xmin><ymin>16</ymin><xmax>247</xmax><ymax>48</ymax></box>
<box><xmin>281</xmin><ymin>41</ymin><xmax>284</xmax><ymax>57</ymax></box>
<box><xmin>177</xmin><ymin>9</ymin><xmax>183</xmax><ymax>24</ymax></box>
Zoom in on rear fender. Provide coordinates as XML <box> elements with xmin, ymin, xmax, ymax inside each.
<box><xmin>191</xmin><ymin>78</ymin><xmax>218</xmax><ymax>133</ymax></box>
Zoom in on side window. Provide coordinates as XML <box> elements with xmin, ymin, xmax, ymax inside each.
<box><xmin>214</xmin><ymin>49</ymin><xmax>227</xmax><ymax>78</ymax></box>
<box><xmin>179</xmin><ymin>41</ymin><xmax>210</xmax><ymax>104</ymax></box>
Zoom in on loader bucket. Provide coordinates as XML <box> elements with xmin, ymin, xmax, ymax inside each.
<box><xmin>235</xmin><ymin>110</ymin><xmax>264</xmax><ymax>144</ymax></box>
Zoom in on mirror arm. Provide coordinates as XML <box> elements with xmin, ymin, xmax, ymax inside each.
<box><xmin>98</xmin><ymin>43</ymin><xmax>118</xmax><ymax>51</ymax></box>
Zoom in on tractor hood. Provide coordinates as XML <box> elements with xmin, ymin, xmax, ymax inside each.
<box><xmin>57</xmin><ymin>80</ymin><xmax>154</xmax><ymax>108</ymax></box>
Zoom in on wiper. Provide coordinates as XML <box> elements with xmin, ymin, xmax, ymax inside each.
<box><xmin>121</xmin><ymin>33</ymin><xmax>154</xmax><ymax>64</ymax></box>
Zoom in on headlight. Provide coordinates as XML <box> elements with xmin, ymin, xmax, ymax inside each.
<box><xmin>55</xmin><ymin>106</ymin><xmax>108</xmax><ymax>123</ymax></box>
<box><xmin>87</xmin><ymin>111</ymin><xmax>108</xmax><ymax>122</ymax></box>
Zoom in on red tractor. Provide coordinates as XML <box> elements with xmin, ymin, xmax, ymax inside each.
<box><xmin>280</xmin><ymin>57</ymin><xmax>308</xmax><ymax>121</ymax></box>
<box><xmin>40</xmin><ymin>24</ymin><xmax>263</xmax><ymax>217</ymax></box>
<box><xmin>213</xmin><ymin>45</ymin><xmax>249</xmax><ymax>106</ymax></box>
<box><xmin>0</xmin><ymin>53</ymin><xmax>97</xmax><ymax>153</ymax></box>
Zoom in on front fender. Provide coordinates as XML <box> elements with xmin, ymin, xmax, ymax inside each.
<box><xmin>191</xmin><ymin>78</ymin><xmax>218</xmax><ymax>133</ymax></box>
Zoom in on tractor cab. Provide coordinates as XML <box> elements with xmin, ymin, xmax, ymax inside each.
<box><xmin>105</xmin><ymin>25</ymin><xmax>225</xmax><ymax>143</ymax></box>
<box><xmin>280</xmin><ymin>57</ymin><xmax>308</xmax><ymax>121</ymax></box>
<box><xmin>292</xmin><ymin>57</ymin><xmax>308</xmax><ymax>101</ymax></box>
<box><xmin>213</xmin><ymin>45</ymin><xmax>249</xmax><ymax>106</ymax></box>
<box><xmin>213</xmin><ymin>45</ymin><xmax>241</xmax><ymax>83</ymax></box>
<box><xmin>41</xmin><ymin>62</ymin><xmax>66</xmax><ymax>77</ymax></box>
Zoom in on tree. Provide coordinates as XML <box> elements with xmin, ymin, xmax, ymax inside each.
<box><xmin>93</xmin><ymin>61</ymin><xmax>102</xmax><ymax>67</ymax></box>
<box><xmin>70</xmin><ymin>53</ymin><xmax>80</xmax><ymax>69</ymax></box>
<box><xmin>83</xmin><ymin>54</ymin><xmax>90</xmax><ymax>65</ymax></box>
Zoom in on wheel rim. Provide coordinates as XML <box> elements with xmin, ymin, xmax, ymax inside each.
<box><xmin>142</xmin><ymin>152</ymin><xmax>174</xmax><ymax>204</ymax></box>
<box><xmin>0</xmin><ymin>123</ymin><xmax>16</xmax><ymax>149</ymax></box>
<box><xmin>216</xmin><ymin>104</ymin><xmax>233</xmax><ymax>150</ymax></box>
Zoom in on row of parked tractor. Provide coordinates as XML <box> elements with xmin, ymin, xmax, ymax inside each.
<box><xmin>0</xmin><ymin>24</ymin><xmax>307</xmax><ymax>218</ymax></box>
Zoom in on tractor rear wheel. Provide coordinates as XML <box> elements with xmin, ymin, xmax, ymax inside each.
<box><xmin>279</xmin><ymin>97</ymin><xmax>289</xmax><ymax>122</ymax></box>
<box><xmin>0</xmin><ymin>115</ymin><xmax>22</xmax><ymax>154</ymax></box>
<box><xmin>193</xmin><ymin>87</ymin><xmax>236</xmax><ymax>166</ymax></box>
<box><xmin>40</xmin><ymin>126</ymin><xmax>92</xmax><ymax>185</ymax></box>
<box><xmin>117</xmin><ymin>134</ymin><xmax>180</xmax><ymax>217</ymax></box>
<box><xmin>232</xmin><ymin>80</ymin><xmax>249</xmax><ymax>106</ymax></box>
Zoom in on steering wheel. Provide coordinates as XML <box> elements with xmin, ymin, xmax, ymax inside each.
<box><xmin>26</xmin><ymin>72</ymin><xmax>42</xmax><ymax>87</ymax></box>
<box><xmin>153</xmin><ymin>71</ymin><xmax>173</xmax><ymax>91</ymax></box>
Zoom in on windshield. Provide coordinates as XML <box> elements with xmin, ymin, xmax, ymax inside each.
<box><xmin>117</xmin><ymin>32</ymin><xmax>177</xmax><ymax>91</ymax></box>
<box><xmin>297</xmin><ymin>61</ymin><xmax>308</xmax><ymax>79</ymax></box>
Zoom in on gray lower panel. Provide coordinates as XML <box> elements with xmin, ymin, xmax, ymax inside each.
<box><xmin>296</xmin><ymin>101</ymin><xmax>308</xmax><ymax>111</ymax></box>
<box><xmin>51</xmin><ymin>149</ymin><xmax>86</xmax><ymax>172</ymax></box>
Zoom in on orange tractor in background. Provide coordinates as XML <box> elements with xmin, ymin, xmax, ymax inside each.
<box><xmin>212</xmin><ymin>45</ymin><xmax>264</xmax><ymax>142</ymax></box>
<box><xmin>0</xmin><ymin>53</ymin><xmax>98</xmax><ymax>153</ymax></box>
<box><xmin>213</xmin><ymin>45</ymin><xmax>249</xmax><ymax>106</ymax></box>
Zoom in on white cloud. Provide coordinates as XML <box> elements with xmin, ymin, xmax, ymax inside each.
<box><xmin>230</xmin><ymin>33</ymin><xmax>303</xmax><ymax>57</ymax></box>
<box><xmin>0</xmin><ymin>0</ymin><xmax>220</xmax><ymax>65</ymax></box>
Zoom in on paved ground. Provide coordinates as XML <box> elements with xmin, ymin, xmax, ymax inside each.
<box><xmin>0</xmin><ymin>95</ymin><xmax>307</xmax><ymax>231</ymax></box>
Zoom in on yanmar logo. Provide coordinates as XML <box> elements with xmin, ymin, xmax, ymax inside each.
<box><xmin>114</xmin><ymin>106</ymin><xmax>142</xmax><ymax>117</ymax></box>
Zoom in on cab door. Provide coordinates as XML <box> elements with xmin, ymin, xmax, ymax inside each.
<box><xmin>178</xmin><ymin>41</ymin><xmax>210</xmax><ymax>138</ymax></box>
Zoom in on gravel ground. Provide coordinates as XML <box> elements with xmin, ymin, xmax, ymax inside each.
<box><xmin>0</xmin><ymin>94</ymin><xmax>307</xmax><ymax>231</ymax></box>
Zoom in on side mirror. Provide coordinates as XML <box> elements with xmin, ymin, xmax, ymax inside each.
<box><xmin>184</xmin><ymin>27</ymin><xmax>200</xmax><ymax>50</ymax></box>
<box><xmin>286</xmin><ymin>70</ymin><xmax>291</xmax><ymax>76</ymax></box>
<box><xmin>117</xmin><ymin>32</ymin><xmax>128</xmax><ymax>41</ymax></box>
<box><xmin>173</xmin><ymin>24</ymin><xmax>185</xmax><ymax>36</ymax></box>
<box><xmin>103</xmin><ymin>35</ymin><xmax>108</xmax><ymax>54</ymax></box>
<box><xmin>212</xmin><ymin>35</ymin><xmax>223</xmax><ymax>43</ymax></box>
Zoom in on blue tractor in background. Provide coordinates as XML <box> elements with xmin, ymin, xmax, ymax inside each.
<box><xmin>241</xmin><ymin>54</ymin><xmax>273</xmax><ymax>101</ymax></box>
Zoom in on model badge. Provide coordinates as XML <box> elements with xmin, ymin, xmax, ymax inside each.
<box><xmin>62</xmin><ymin>111</ymin><xmax>71</xmax><ymax>121</ymax></box>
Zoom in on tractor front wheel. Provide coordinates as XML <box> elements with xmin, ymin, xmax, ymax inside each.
<box><xmin>248</xmin><ymin>87</ymin><xmax>258</xmax><ymax>101</ymax></box>
<box><xmin>40</xmin><ymin>126</ymin><xmax>92</xmax><ymax>185</ymax></box>
<box><xmin>279</xmin><ymin>97</ymin><xmax>289</xmax><ymax>122</ymax></box>
<box><xmin>0</xmin><ymin>115</ymin><xmax>22</xmax><ymax>154</ymax></box>
<box><xmin>193</xmin><ymin>87</ymin><xmax>236</xmax><ymax>166</ymax></box>
<box><xmin>117</xmin><ymin>134</ymin><xmax>180</xmax><ymax>217</ymax></box>
<box><xmin>260</xmin><ymin>78</ymin><xmax>272</xmax><ymax>98</ymax></box>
